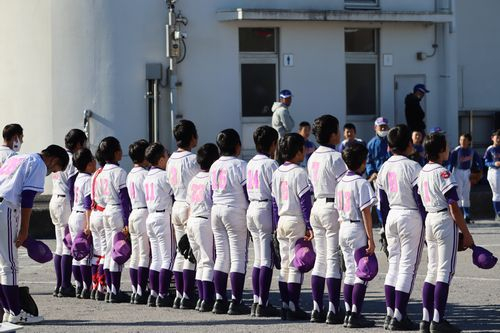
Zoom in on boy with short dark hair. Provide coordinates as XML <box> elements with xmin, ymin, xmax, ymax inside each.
<box><xmin>0</xmin><ymin>124</ymin><xmax>24</xmax><ymax>166</ymax></box>
<box><xmin>338</xmin><ymin>123</ymin><xmax>365</xmax><ymax>154</ymax></box>
<box><xmin>298</xmin><ymin>121</ymin><xmax>316</xmax><ymax>166</ymax></box>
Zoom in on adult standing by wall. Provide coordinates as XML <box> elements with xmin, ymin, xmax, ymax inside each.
<box><xmin>272</xmin><ymin>90</ymin><xmax>295</xmax><ymax>139</ymax></box>
<box><xmin>405</xmin><ymin>84</ymin><xmax>429</xmax><ymax>135</ymax></box>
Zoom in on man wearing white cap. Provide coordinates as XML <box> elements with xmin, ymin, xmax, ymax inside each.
<box><xmin>272</xmin><ymin>90</ymin><xmax>295</xmax><ymax>139</ymax></box>
<box><xmin>405</xmin><ymin>84</ymin><xmax>429</xmax><ymax>135</ymax></box>
<box><xmin>366</xmin><ymin>117</ymin><xmax>391</xmax><ymax>183</ymax></box>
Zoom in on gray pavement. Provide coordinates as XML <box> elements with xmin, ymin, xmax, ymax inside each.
<box><xmin>9</xmin><ymin>220</ymin><xmax>500</xmax><ymax>332</ymax></box>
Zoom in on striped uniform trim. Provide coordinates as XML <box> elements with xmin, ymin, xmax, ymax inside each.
<box><xmin>169</xmin><ymin>222</ymin><xmax>176</xmax><ymax>271</ymax></box>
<box><xmin>448</xmin><ymin>224</ymin><xmax>459</xmax><ymax>283</ymax></box>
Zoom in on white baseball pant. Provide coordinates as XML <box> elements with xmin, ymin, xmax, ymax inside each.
<box><xmin>128</xmin><ymin>208</ymin><xmax>150</xmax><ymax>269</ymax></box>
<box><xmin>103</xmin><ymin>205</ymin><xmax>125</xmax><ymax>272</ymax></box>
<box><xmin>0</xmin><ymin>200</ymin><xmax>20</xmax><ymax>285</ymax></box>
<box><xmin>277</xmin><ymin>215</ymin><xmax>306</xmax><ymax>284</ymax></box>
<box><xmin>172</xmin><ymin>201</ymin><xmax>195</xmax><ymax>272</ymax></box>
<box><xmin>452</xmin><ymin>169</ymin><xmax>471</xmax><ymax>207</ymax></box>
<box><xmin>187</xmin><ymin>216</ymin><xmax>215</xmax><ymax>282</ymax></box>
<box><xmin>89</xmin><ymin>209</ymin><xmax>106</xmax><ymax>265</ymax></box>
<box><xmin>487</xmin><ymin>168</ymin><xmax>500</xmax><ymax>201</ymax></box>
<box><xmin>339</xmin><ymin>220</ymin><xmax>367</xmax><ymax>285</ymax></box>
<box><xmin>49</xmin><ymin>195</ymin><xmax>71</xmax><ymax>256</ymax></box>
<box><xmin>147</xmin><ymin>212</ymin><xmax>175</xmax><ymax>272</ymax></box>
<box><xmin>68</xmin><ymin>211</ymin><xmax>92</xmax><ymax>266</ymax></box>
<box><xmin>246</xmin><ymin>201</ymin><xmax>273</xmax><ymax>270</ymax></box>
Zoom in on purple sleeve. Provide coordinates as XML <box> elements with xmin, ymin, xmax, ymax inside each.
<box><xmin>21</xmin><ymin>190</ymin><xmax>37</xmax><ymax>209</ymax></box>
<box><xmin>68</xmin><ymin>173</ymin><xmax>77</xmax><ymax>208</ymax></box>
<box><xmin>242</xmin><ymin>184</ymin><xmax>249</xmax><ymax>203</ymax></box>
<box><xmin>412</xmin><ymin>185</ymin><xmax>427</xmax><ymax>223</ymax></box>
<box><xmin>379</xmin><ymin>188</ymin><xmax>389</xmax><ymax>228</ymax></box>
<box><xmin>444</xmin><ymin>186</ymin><xmax>460</xmax><ymax>204</ymax></box>
<box><xmin>272</xmin><ymin>197</ymin><xmax>279</xmax><ymax>231</ymax></box>
<box><xmin>119</xmin><ymin>187</ymin><xmax>132</xmax><ymax>226</ymax></box>
<box><xmin>83</xmin><ymin>194</ymin><xmax>92</xmax><ymax>211</ymax></box>
<box><xmin>299</xmin><ymin>191</ymin><xmax>313</xmax><ymax>230</ymax></box>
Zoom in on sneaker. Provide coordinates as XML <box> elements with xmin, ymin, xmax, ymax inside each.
<box><xmin>180</xmin><ymin>297</ymin><xmax>197</xmax><ymax>310</ymax></box>
<box><xmin>134</xmin><ymin>293</ymin><xmax>149</xmax><ymax>305</ymax></box>
<box><xmin>326</xmin><ymin>309</ymin><xmax>345</xmax><ymax>325</ymax></box>
<box><xmin>390</xmin><ymin>315</ymin><xmax>419</xmax><ymax>331</ymax></box>
<box><xmin>110</xmin><ymin>291</ymin><xmax>130</xmax><ymax>304</ymax></box>
<box><xmin>420</xmin><ymin>320</ymin><xmax>431</xmax><ymax>333</ymax></box>
<box><xmin>347</xmin><ymin>312</ymin><xmax>375</xmax><ymax>328</ymax></box>
<box><xmin>147</xmin><ymin>295</ymin><xmax>157</xmax><ymax>307</ymax></box>
<box><xmin>8</xmin><ymin>310</ymin><xmax>44</xmax><ymax>325</ymax></box>
<box><xmin>430</xmin><ymin>320</ymin><xmax>461</xmax><ymax>333</ymax></box>
<box><xmin>195</xmin><ymin>299</ymin><xmax>202</xmax><ymax>311</ymax></box>
<box><xmin>90</xmin><ymin>289</ymin><xmax>97</xmax><ymax>300</ymax></box>
<box><xmin>212</xmin><ymin>299</ymin><xmax>229</xmax><ymax>314</ymax></box>
<box><xmin>96</xmin><ymin>290</ymin><xmax>106</xmax><ymax>301</ymax></box>
<box><xmin>227</xmin><ymin>300</ymin><xmax>251</xmax><ymax>315</ymax></box>
<box><xmin>384</xmin><ymin>315</ymin><xmax>392</xmax><ymax>330</ymax></box>
<box><xmin>286</xmin><ymin>308</ymin><xmax>309</xmax><ymax>321</ymax></box>
<box><xmin>75</xmin><ymin>285</ymin><xmax>83</xmax><ymax>298</ymax></box>
<box><xmin>173</xmin><ymin>296</ymin><xmax>182</xmax><ymax>309</ymax></box>
<box><xmin>250</xmin><ymin>302</ymin><xmax>258</xmax><ymax>317</ymax></box>
<box><xmin>256</xmin><ymin>304</ymin><xmax>281</xmax><ymax>317</ymax></box>
<box><xmin>343</xmin><ymin>311</ymin><xmax>351</xmax><ymax>328</ymax></box>
<box><xmin>52</xmin><ymin>287</ymin><xmax>60</xmax><ymax>297</ymax></box>
<box><xmin>80</xmin><ymin>288</ymin><xmax>91</xmax><ymax>300</ymax></box>
<box><xmin>157</xmin><ymin>294</ymin><xmax>175</xmax><ymax>307</ymax></box>
<box><xmin>310</xmin><ymin>309</ymin><xmax>326</xmax><ymax>323</ymax></box>
<box><xmin>199</xmin><ymin>300</ymin><xmax>215</xmax><ymax>312</ymax></box>
<box><xmin>57</xmin><ymin>285</ymin><xmax>76</xmax><ymax>298</ymax></box>
<box><xmin>2</xmin><ymin>311</ymin><xmax>10</xmax><ymax>323</ymax></box>
<box><xmin>130</xmin><ymin>293</ymin><xmax>136</xmax><ymax>304</ymax></box>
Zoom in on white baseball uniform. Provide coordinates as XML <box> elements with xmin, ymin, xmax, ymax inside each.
<box><xmin>186</xmin><ymin>171</ymin><xmax>214</xmax><ymax>282</ymax></box>
<box><xmin>68</xmin><ymin>172</ymin><xmax>92</xmax><ymax>266</ymax></box>
<box><xmin>210</xmin><ymin>156</ymin><xmax>249</xmax><ymax>275</ymax></box>
<box><xmin>144</xmin><ymin>167</ymin><xmax>175</xmax><ymax>274</ymax></box>
<box><xmin>376</xmin><ymin>155</ymin><xmax>424</xmax><ymax>294</ymax></box>
<box><xmin>307</xmin><ymin>146</ymin><xmax>347</xmax><ymax>280</ymax></box>
<box><xmin>126</xmin><ymin>166</ymin><xmax>150</xmax><ymax>270</ymax></box>
<box><xmin>90</xmin><ymin>167</ymin><xmax>106</xmax><ymax>266</ymax></box>
<box><xmin>50</xmin><ymin>150</ymin><xmax>76</xmax><ymax>256</ymax></box>
<box><xmin>418</xmin><ymin>164</ymin><xmax>459</xmax><ymax>285</ymax></box>
<box><xmin>484</xmin><ymin>145</ymin><xmax>500</xmax><ymax>202</ymax></box>
<box><xmin>167</xmin><ymin>150</ymin><xmax>200</xmax><ymax>273</ymax></box>
<box><xmin>271</xmin><ymin>162</ymin><xmax>311</xmax><ymax>284</ymax></box>
<box><xmin>0</xmin><ymin>146</ymin><xmax>16</xmax><ymax>167</ymax></box>
<box><xmin>0</xmin><ymin>154</ymin><xmax>46</xmax><ymax>285</ymax></box>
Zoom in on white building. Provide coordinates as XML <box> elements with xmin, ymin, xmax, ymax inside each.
<box><xmin>0</xmin><ymin>0</ymin><xmax>499</xmax><ymax>190</ymax></box>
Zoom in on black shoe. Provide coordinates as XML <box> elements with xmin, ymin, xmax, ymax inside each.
<box><xmin>430</xmin><ymin>320</ymin><xmax>461</xmax><ymax>333</ymax></box>
<box><xmin>80</xmin><ymin>288</ymin><xmax>91</xmax><ymax>300</ymax></box>
<box><xmin>286</xmin><ymin>308</ymin><xmax>309</xmax><ymax>321</ymax></box>
<box><xmin>110</xmin><ymin>291</ymin><xmax>130</xmax><ymax>304</ymax></box>
<box><xmin>310</xmin><ymin>309</ymin><xmax>326</xmax><ymax>323</ymax></box>
<box><xmin>212</xmin><ymin>299</ymin><xmax>229</xmax><ymax>314</ymax></box>
<box><xmin>326</xmin><ymin>310</ymin><xmax>345</xmax><ymax>325</ymax></box>
<box><xmin>227</xmin><ymin>300</ymin><xmax>251</xmax><ymax>315</ymax></box>
<box><xmin>250</xmin><ymin>302</ymin><xmax>258</xmax><ymax>317</ymax></box>
<box><xmin>347</xmin><ymin>312</ymin><xmax>375</xmax><ymax>328</ymax></box>
<box><xmin>384</xmin><ymin>315</ymin><xmax>392</xmax><ymax>330</ymax></box>
<box><xmin>173</xmin><ymin>296</ymin><xmax>182</xmax><ymax>309</ymax></box>
<box><xmin>130</xmin><ymin>293</ymin><xmax>136</xmax><ymax>304</ymax></box>
<box><xmin>343</xmin><ymin>311</ymin><xmax>351</xmax><ymax>328</ymax></box>
<box><xmin>58</xmin><ymin>286</ymin><xmax>76</xmax><ymax>298</ymax></box>
<box><xmin>96</xmin><ymin>290</ymin><xmax>106</xmax><ymax>301</ymax></box>
<box><xmin>389</xmin><ymin>315</ymin><xmax>419</xmax><ymax>331</ymax></box>
<box><xmin>105</xmin><ymin>292</ymin><xmax>111</xmax><ymax>303</ymax></box>
<box><xmin>75</xmin><ymin>285</ymin><xmax>83</xmax><ymax>298</ymax></box>
<box><xmin>256</xmin><ymin>304</ymin><xmax>281</xmax><ymax>317</ymax></box>
<box><xmin>147</xmin><ymin>295</ymin><xmax>157</xmax><ymax>307</ymax></box>
<box><xmin>53</xmin><ymin>287</ymin><xmax>60</xmax><ymax>297</ymax></box>
<box><xmin>157</xmin><ymin>294</ymin><xmax>175</xmax><ymax>307</ymax></box>
<box><xmin>195</xmin><ymin>299</ymin><xmax>202</xmax><ymax>311</ymax></box>
<box><xmin>420</xmin><ymin>320</ymin><xmax>431</xmax><ymax>333</ymax></box>
<box><xmin>199</xmin><ymin>300</ymin><xmax>215</xmax><ymax>312</ymax></box>
<box><xmin>465</xmin><ymin>217</ymin><xmax>473</xmax><ymax>224</ymax></box>
<box><xmin>281</xmin><ymin>307</ymin><xmax>287</xmax><ymax>321</ymax></box>
<box><xmin>90</xmin><ymin>289</ymin><xmax>96</xmax><ymax>300</ymax></box>
<box><xmin>134</xmin><ymin>293</ymin><xmax>149</xmax><ymax>305</ymax></box>
<box><xmin>180</xmin><ymin>297</ymin><xmax>197</xmax><ymax>310</ymax></box>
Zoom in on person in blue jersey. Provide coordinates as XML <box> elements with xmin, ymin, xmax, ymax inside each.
<box><xmin>484</xmin><ymin>129</ymin><xmax>500</xmax><ymax>220</ymax></box>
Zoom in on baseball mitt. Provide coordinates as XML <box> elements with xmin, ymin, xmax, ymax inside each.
<box><xmin>469</xmin><ymin>170</ymin><xmax>483</xmax><ymax>185</ymax></box>
<box><xmin>178</xmin><ymin>234</ymin><xmax>191</xmax><ymax>259</ymax></box>
<box><xmin>457</xmin><ymin>232</ymin><xmax>467</xmax><ymax>252</ymax></box>
<box><xmin>379</xmin><ymin>231</ymin><xmax>389</xmax><ymax>259</ymax></box>
<box><xmin>272</xmin><ymin>231</ymin><xmax>281</xmax><ymax>270</ymax></box>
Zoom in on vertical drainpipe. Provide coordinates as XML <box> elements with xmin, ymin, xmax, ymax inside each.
<box><xmin>167</xmin><ymin>3</ymin><xmax>177</xmax><ymax>152</ymax></box>
<box><xmin>444</xmin><ymin>0</ymin><xmax>459</xmax><ymax>141</ymax></box>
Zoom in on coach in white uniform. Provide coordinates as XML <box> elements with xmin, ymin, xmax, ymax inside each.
<box><xmin>0</xmin><ymin>124</ymin><xmax>23</xmax><ymax>167</ymax></box>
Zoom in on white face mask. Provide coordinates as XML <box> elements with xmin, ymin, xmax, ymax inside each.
<box><xmin>377</xmin><ymin>130</ymin><xmax>389</xmax><ymax>138</ymax></box>
<box><xmin>12</xmin><ymin>137</ymin><xmax>22</xmax><ymax>152</ymax></box>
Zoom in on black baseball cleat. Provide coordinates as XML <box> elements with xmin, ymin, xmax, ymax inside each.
<box><xmin>157</xmin><ymin>294</ymin><xmax>175</xmax><ymax>307</ymax></box>
<box><xmin>326</xmin><ymin>310</ymin><xmax>345</xmax><ymax>325</ymax></box>
<box><xmin>180</xmin><ymin>297</ymin><xmax>197</xmax><ymax>310</ymax></box>
<box><xmin>310</xmin><ymin>309</ymin><xmax>326</xmax><ymax>323</ymax></box>
<box><xmin>53</xmin><ymin>287</ymin><xmax>60</xmax><ymax>297</ymax></box>
<box><xmin>256</xmin><ymin>304</ymin><xmax>281</xmax><ymax>317</ymax></box>
<box><xmin>343</xmin><ymin>311</ymin><xmax>351</xmax><ymax>328</ymax></box>
<box><xmin>58</xmin><ymin>286</ymin><xmax>76</xmax><ymax>298</ymax></box>
<box><xmin>347</xmin><ymin>312</ymin><xmax>376</xmax><ymax>328</ymax></box>
<box><xmin>130</xmin><ymin>293</ymin><xmax>136</xmax><ymax>304</ymax></box>
<box><xmin>105</xmin><ymin>292</ymin><xmax>111</xmax><ymax>303</ymax></box>
<box><xmin>147</xmin><ymin>295</ymin><xmax>157</xmax><ymax>307</ymax></box>
<box><xmin>195</xmin><ymin>299</ymin><xmax>202</xmax><ymax>311</ymax></box>
<box><xmin>199</xmin><ymin>300</ymin><xmax>215</xmax><ymax>312</ymax></box>
<box><xmin>80</xmin><ymin>288</ymin><xmax>91</xmax><ymax>300</ymax></box>
<box><xmin>430</xmin><ymin>320</ymin><xmax>462</xmax><ymax>333</ymax></box>
<box><xmin>281</xmin><ymin>307</ymin><xmax>288</xmax><ymax>321</ymax></box>
<box><xmin>212</xmin><ymin>299</ymin><xmax>229</xmax><ymax>314</ymax></box>
<box><xmin>465</xmin><ymin>217</ymin><xmax>471</xmax><ymax>224</ymax></box>
<box><xmin>420</xmin><ymin>320</ymin><xmax>431</xmax><ymax>333</ymax></box>
<box><xmin>110</xmin><ymin>291</ymin><xmax>130</xmax><ymax>304</ymax></box>
<box><xmin>90</xmin><ymin>289</ymin><xmax>97</xmax><ymax>300</ymax></box>
<box><xmin>173</xmin><ymin>296</ymin><xmax>182</xmax><ymax>309</ymax></box>
<box><xmin>96</xmin><ymin>290</ymin><xmax>106</xmax><ymax>301</ymax></box>
<box><xmin>250</xmin><ymin>302</ymin><xmax>258</xmax><ymax>317</ymax></box>
<box><xmin>227</xmin><ymin>300</ymin><xmax>251</xmax><ymax>315</ymax></box>
<box><xmin>389</xmin><ymin>315</ymin><xmax>419</xmax><ymax>331</ymax></box>
<box><xmin>286</xmin><ymin>308</ymin><xmax>309</xmax><ymax>321</ymax></box>
<box><xmin>134</xmin><ymin>293</ymin><xmax>149</xmax><ymax>305</ymax></box>
<box><xmin>384</xmin><ymin>315</ymin><xmax>392</xmax><ymax>330</ymax></box>
<box><xmin>75</xmin><ymin>286</ymin><xmax>83</xmax><ymax>298</ymax></box>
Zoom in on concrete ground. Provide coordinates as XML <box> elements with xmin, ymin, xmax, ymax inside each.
<box><xmin>6</xmin><ymin>219</ymin><xmax>500</xmax><ymax>333</ymax></box>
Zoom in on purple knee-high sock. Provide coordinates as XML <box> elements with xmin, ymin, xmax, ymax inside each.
<box><xmin>196</xmin><ymin>280</ymin><xmax>203</xmax><ymax>300</ymax></box>
<box><xmin>72</xmin><ymin>265</ymin><xmax>83</xmax><ymax>288</ymax></box>
<box><xmin>385</xmin><ymin>285</ymin><xmax>396</xmax><ymax>312</ymax></box>
<box><xmin>137</xmin><ymin>266</ymin><xmax>149</xmax><ymax>295</ymax></box>
<box><xmin>0</xmin><ymin>284</ymin><xmax>7</xmax><ymax>311</ymax></box>
<box><xmin>230</xmin><ymin>272</ymin><xmax>245</xmax><ymax>303</ymax></box>
<box><xmin>251</xmin><ymin>267</ymin><xmax>260</xmax><ymax>299</ymax></box>
<box><xmin>104</xmin><ymin>269</ymin><xmax>112</xmax><ymax>292</ymax></box>
<box><xmin>80</xmin><ymin>265</ymin><xmax>92</xmax><ymax>290</ymax></box>
<box><xmin>395</xmin><ymin>290</ymin><xmax>410</xmax><ymax>317</ymax></box>
<box><xmin>343</xmin><ymin>284</ymin><xmax>354</xmax><ymax>310</ymax></box>
<box><xmin>203</xmin><ymin>281</ymin><xmax>215</xmax><ymax>302</ymax></box>
<box><xmin>288</xmin><ymin>283</ymin><xmax>302</xmax><ymax>309</ymax></box>
<box><xmin>352</xmin><ymin>283</ymin><xmax>367</xmax><ymax>314</ymax></box>
<box><xmin>434</xmin><ymin>282</ymin><xmax>450</xmax><ymax>323</ymax></box>
<box><xmin>279</xmin><ymin>281</ymin><xmax>289</xmax><ymax>305</ymax></box>
<box><xmin>213</xmin><ymin>270</ymin><xmax>228</xmax><ymax>300</ymax></box>
<box><xmin>327</xmin><ymin>278</ymin><xmax>342</xmax><ymax>313</ymax></box>
<box><xmin>2</xmin><ymin>285</ymin><xmax>20</xmax><ymax>316</ymax></box>
<box><xmin>149</xmin><ymin>270</ymin><xmax>159</xmax><ymax>295</ymax></box>
<box><xmin>110</xmin><ymin>271</ymin><xmax>122</xmax><ymax>294</ymax></box>
<box><xmin>61</xmin><ymin>255</ymin><xmax>73</xmax><ymax>288</ymax></box>
<box><xmin>259</xmin><ymin>266</ymin><xmax>273</xmax><ymax>306</ymax></box>
<box><xmin>422</xmin><ymin>282</ymin><xmax>435</xmax><ymax>321</ymax></box>
<box><xmin>173</xmin><ymin>271</ymin><xmax>184</xmax><ymax>297</ymax></box>
<box><xmin>129</xmin><ymin>268</ymin><xmax>138</xmax><ymax>292</ymax></box>
<box><xmin>91</xmin><ymin>264</ymin><xmax>98</xmax><ymax>290</ymax></box>
<box><xmin>159</xmin><ymin>269</ymin><xmax>173</xmax><ymax>298</ymax></box>
<box><xmin>53</xmin><ymin>254</ymin><xmax>62</xmax><ymax>289</ymax></box>
<box><xmin>311</xmin><ymin>275</ymin><xmax>325</xmax><ymax>310</ymax></box>
<box><xmin>183</xmin><ymin>269</ymin><xmax>196</xmax><ymax>299</ymax></box>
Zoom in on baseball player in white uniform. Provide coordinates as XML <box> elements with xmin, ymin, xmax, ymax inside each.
<box><xmin>0</xmin><ymin>144</ymin><xmax>68</xmax><ymax>324</ymax></box>
<box><xmin>186</xmin><ymin>143</ymin><xmax>219</xmax><ymax>312</ymax></box>
<box><xmin>210</xmin><ymin>129</ymin><xmax>249</xmax><ymax>315</ymax></box>
<box><xmin>246</xmin><ymin>126</ymin><xmax>280</xmax><ymax>317</ymax></box>
<box><xmin>307</xmin><ymin>115</ymin><xmax>347</xmax><ymax>324</ymax></box>
<box><xmin>126</xmin><ymin>139</ymin><xmax>151</xmax><ymax>305</ymax></box>
<box><xmin>336</xmin><ymin>143</ymin><xmax>376</xmax><ymax>328</ymax></box>
<box><xmin>167</xmin><ymin>120</ymin><xmax>200</xmax><ymax>309</ymax></box>
<box><xmin>484</xmin><ymin>129</ymin><xmax>500</xmax><ymax>220</ymax></box>
<box><xmin>50</xmin><ymin>129</ymin><xmax>87</xmax><ymax>298</ymax></box>
<box><xmin>68</xmin><ymin>148</ymin><xmax>96</xmax><ymax>299</ymax></box>
<box><xmin>97</xmin><ymin>136</ymin><xmax>132</xmax><ymax>303</ymax></box>
<box><xmin>0</xmin><ymin>124</ymin><xmax>23</xmax><ymax>167</ymax></box>
<box><xmin>418</xmin><ymin>132</ymin><xmax>474</xmax><ymax>333</ymax></box>
<box><xmin>271</xmin><ymin>133</ymin><xmax>313</xmax><ymax>321</ymax></box>
<box><xmin>144</xmin><ymin>142</ymin><xmax>175</xmax><ymax>308</ymax></box>
<box><xmin>376</xmin><ymin>125</ymin><xmax>425</xmax><ymax>330</ymax></box>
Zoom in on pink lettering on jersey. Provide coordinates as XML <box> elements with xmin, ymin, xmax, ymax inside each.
<box><xmin>100</xmin><ymin>179</ymin><xmax>110</xmax><ymax>196</ymax></box>
<box><xmin>387</xmin><ymin>171</ymin><xmax>399</xmax><ymax>193</ymax></box>
<box><xmin>280</xmin><ymin>180</ymin><xmax>289</xmax><ymax>202</ymax></box>
<box><xmin>212</xmin><ymin>169</ymin><xmax>228</xmax><ymax>190</ymax></box>
<box><xmin>247</xmin><ymin>169</ymin><xmax>259</xmax><ymax>190</ymax></box>
<box><xmin>145</xmin><ymin>183</ymin><xmax>155</xmax><ymax>201</ymax></box>
<box><xmin>343</xmin><ymin>191</ymin><xmax>351</xmax><ymax>213</ymax></box>
<box><xmin>190</xmin><ymin>184</ymin><xmax>204</xmax><ymax>203</ymax></box>
<box><xmin>169</xmin><ymin>167</ymin><xmax>178</xmax><ymax>187</ymax></box>
<box><xmin>0</xmin><ymin>157</ymin><xmax>23</xmax><ymax>176</ymax></box>
<box><xmin>129</xmin><ymin>182</ymin><xmax>136</xmax><ymax>200</ymax></box>
<box><xmin>311</xmin><ymin>162</ymin><xmax>320</xmax><ymax>183</ymax></box>
<box><xmin>422</xmin><ymin>181</ymin><xmax>431</xmax><ymax>204</ymax></box>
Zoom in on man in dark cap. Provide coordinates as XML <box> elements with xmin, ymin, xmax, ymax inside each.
<box><xmin>405</xmin><ymin>84</ymin><xmax>429</xmax><ymax>135</ymax></box>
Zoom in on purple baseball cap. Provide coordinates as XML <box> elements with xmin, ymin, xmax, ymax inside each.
<box><xmin>374</xmin><ymin>117</ymin><xmax>388</xmax><ymax>126</ymax></box>
<box><xmin>354</xmin><ymin>246</ymin><xmax>378</xmax><ymax>281</ymax></box>
<box><xmin>292</xmin><ymin>238</ymin><xmax>316</xmax><ymax>273</ymax></box>
<box><xmin>472</xmin><ymin>245</ymin><xmax>498</xmax><ymax>269</ymax></box>
<box><xmin>414</xmin><ymin>84</ymin><xmax>430</xmax><ymax>94</ymax></box>
<box><xmin>112</xmin><ymin>231</ymin><xmax>131</xmax><ymax>265</ymax></box>
<box><xmin>429</xmin><ymin>126</ymin><xmax>446</xmax><ymax>135</ymax></box>
<box><xmin>63</xmin><ymin>225</ymin><xmax>72</xmax><ymax>250</ymax></box>
<box><xmin>71</xmin><ymin>231</ymin><xmax>92</xmax><ymax>261</ymax></box>
<box><xmin>22</xmin><ymin>237</ymin><xmax>53</xmax><ymax>264</ymax></box>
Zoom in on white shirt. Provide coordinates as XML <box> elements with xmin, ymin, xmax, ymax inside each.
<box><xmin>0</xmin><ymin>153</ymin><xmax>46</xmax><ymax>206</ymax></box>
<box><xmin>126</xmin><ymin>166</ymin><xmax>149</xmax><ymax>209</ymax></box>
<box><xmin>144</xmin><ymin>167</ymin><xmax>173</xmax><ymax>213</ymax></box>
<box><xmin>166</xmin><ymin>151</ymin><xmax>200</xmax><ymax>202</ymax></box>
<box><xmin>98</xmin><ymin>163</ymin><xmax>127</xmax><ymax>206</ymax></box>
<box><xmin>271</xmin><ymin>162</ymin><xmax>310</xmax><ymax>218</ymax></box>
<box><xmin>336</xmin><ymin>171</ymin><xmax>377</xmax><ymax>222</ymax></box>
<box><xmin>91</xmin><ymin>167</ymin><xmax>105</xmax><ymax>208</ymax></box>
<box><xmin>376</xmin><ymin>155</ymin><xmax>421</xmax><ymax>210</ymax></box>
<box><xmin>0</xmin><ymin>146</ymin><xmax>16</xmax><ymax>167</ymax></box>
<box><xmin>307</xmin><ymin>146</ymin><xmax>347</xmax><ymax>199</ymax></box>
<box><xmin>187</xmin><ymin>171</ymin><xmax>212</xmax><ymax>218</ymax></box>
<box><xmin>73</xmin><ymin>173</ymin><xmax>91</xmax><ymax>212</ymax></box>
<box><xmin>52</xmin><ymin>151</ymin><xmax>77</xmax><ymax>196</ymax></box>
<box><xmin>210</xmin><ymin>156</ymin><xmax>248</xmax><ymax>209</ymax></box>
<box><xmin>418</xmin><ymin>163</ymin><xmax>457</xmax><ymax>213</ymax></box>
<box><xmin>246</xmin><ymin>154</ymin><xmax>278</xmax><ymax>202</ymax></box>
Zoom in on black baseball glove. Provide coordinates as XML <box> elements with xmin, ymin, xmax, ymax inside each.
<box><xmin>178</xmin><ymin>234</ymin><xmax>191</xmax><ymax>260</ymax></box>
<box><xmin>380</xmin><ymin>231</ymin><xmax>389</xmax><ymax>259</ymax></box>
<box><xmin>272</xmin><ymin>231</ymin><xmax>281</xmax><ymax>270</ymax></box>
